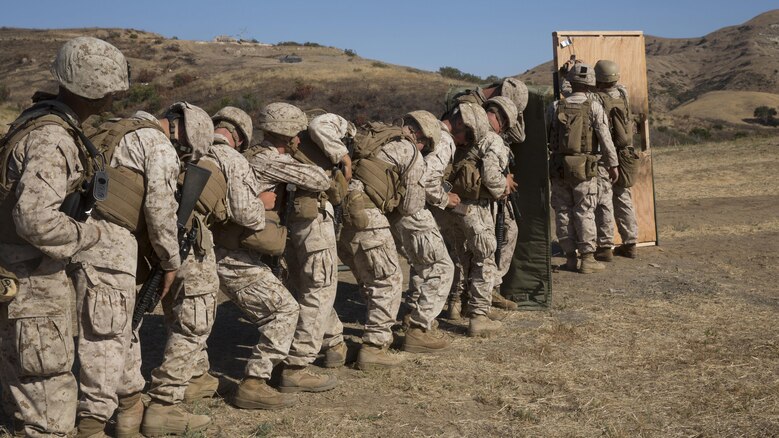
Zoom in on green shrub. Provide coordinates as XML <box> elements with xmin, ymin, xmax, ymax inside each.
<box><xmin>173</xmin><ymin>73</ymin><xmax>196</xmax><ymax>87</ymax></box>
<box><xmin>438</xmin><ymin>66</ymin><xmax>482</xmax><ymax>83</ymax></box>
<box><xmin>371</xmin><ymin>61</ymin><xmax>388</xmax><ymax>68</ymax></box>
<box><xmin>344</xmin><ymin>49</ymin><xmax>357</xmax><ymax>57</ymax></box>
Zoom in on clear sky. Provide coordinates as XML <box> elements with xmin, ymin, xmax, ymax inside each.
<box><xmin>1</xmin><ymin>1</ymin><xmax>773</xmax><ymax>78</ymax></box>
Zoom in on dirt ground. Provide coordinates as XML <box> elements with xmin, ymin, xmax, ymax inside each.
<box><xmin>2</xmin><ymin>137</ymin><xmax>777</xmax><ymax>437</ymax></box>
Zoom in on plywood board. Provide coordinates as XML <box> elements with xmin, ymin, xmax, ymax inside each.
<box><xmin>553</xmin><ymin>31</ymin><xmax>658</xmax><ymax>245</ymax></box>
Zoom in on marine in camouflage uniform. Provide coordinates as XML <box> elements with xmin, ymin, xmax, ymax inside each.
<box><xmin>244</xmin><ymin>103</ymin><xmax>339</xmax><ymax>394</ymax></box>
<box><xmin>548</xmin><ymin>63</ymin><xmax>619</xmax><ymax>274</ymax></box>
<box><xmin>593</xmin><ymin>60</ymin><xmax>639</xmax><ymax>260</ymax></box>
<box><xmin>71</xmin><ymin>110</ymin><xmax>181</xmax><ymax>438</ymax></box>
<box><xmin>441</xmin><ymin>102</ymin><xmax>509</xmax><ymax>336</ymax></box>
<box><xmin>390</xmin><ymin>111</ymin><xmax>453</xmax><ymax>353</ymax></box>
<box><xmin>0</xmin><ymin>37</ymin><xmax>128</xmax><ymax>438</ymax></box>
<box><xmin>142</xmin><ymin>103</ymin><xmax>216</xmax><ymax>437</ymax></box>
<box><xmin>337</xmin><ymin>118</ymin><xmax>426</xmax><ymax>369</ymax></box>
<box><xmin>442</xmin><ymin>78</ymin><xmax>529</xmax><ymax>312</ymax></box>
<box><xmin>282</xmin><ymin>113</ymin><xmax>351</xmax><ymax>376</ymax></box>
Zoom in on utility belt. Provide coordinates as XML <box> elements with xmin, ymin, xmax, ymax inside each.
<box><xmin>341</xmin><ymin>191</ymin><xmax>379</xmax><ymax>230</ymax></box>
<box><xmin>213</xmin><ymin>210</ymin><xmax>287</xmax><ymax>257</ymax></box>
<box><xmin>290</xmin><ymin>191</ymin><xmax>327</xmax><ymax>222</ymax></box>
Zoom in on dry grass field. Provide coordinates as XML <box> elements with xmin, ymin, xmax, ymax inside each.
<box><xmin>6</xmin><ymin>137</ymin><xmax>761</xmax><ymax>438</ymax></box>
<box><xmin>671</xmin><ymin>91</ymin><xmax>779</xmax><ymax>126</ymax></box>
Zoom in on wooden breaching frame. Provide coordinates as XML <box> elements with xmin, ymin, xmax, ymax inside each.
<box><xmin>553</xmin><ymin>31</ymin><xmax>659</xmax><ymax>246</ymax></box>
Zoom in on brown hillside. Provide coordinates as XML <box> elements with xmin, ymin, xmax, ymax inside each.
<box><xmin>519</xmin><ymin>9</ymin><xmax>779</xmax><ymax>115</ymax></box>
<box><xmin>0</xmin><ymin>27</ymin><xmax>471</xmax><ymax>131</ymax></box>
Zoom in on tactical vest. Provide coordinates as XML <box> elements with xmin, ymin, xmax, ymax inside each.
<box><xmin>596</xmin><ymin>89</ymin><xmax>633</xmax><ymax>149</ymax></box>
<box><xmin>288</xmin><ymin>131</ymin><xmax>340</xmax><ymax>221</ymax></box>
<box><xmin>554</xmin><ymin>98</ymin><xmax>596</xmax><ymax>155</ymax></box>
<box><xmin>0</xmin><ymin>102</ymin><xmax>86</xmax><ymax>244</ymax></box>
<box><xmin>85</xmin><ymin>119</ymin><xmax>164</xmax><ymax>233</ymax></box>
<box><xmin>352</xmin><ymin>122</ymin><xmax>418</xmax><ymax>213</ymax></box>
<box><xmin>180</xmin><ymin>157</ymin><xmax>228</xmax><ymax>227</ymax></box>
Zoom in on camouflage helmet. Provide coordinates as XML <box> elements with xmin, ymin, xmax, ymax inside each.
<box><xmin>212</xmin><ymin>106</ymin><xmax>253</xmax><ymax>145</ymax></box>
<box><xmin>499</xmin><ymin>78</ymin><xmax>529</xmax><ymax>112</ymax></box>
<box><xmin>405</xmin><ymin>110</ymin><xmax>441</xmax><ymax>150</ymax></box>
<box><xmin>52</xmin><ymin>37</ymin><xmax>129</xmax><ymax>100</ymax></box>
<box><xmin>257</xmin><ymin>102</ymin><xmax>308</xmax><ymax>137</ymax></box>
<box><xmin>164</xmin><ymin>102</ymin><xmax>214</xmax><ymax>159</ymax></box>
<box><xmin>484</xmin><ymin>96</ymin><xmax>518</xmax><ymax>131</ymax></box>
<box><xmin>457</xmin><ymin>101</ymin><xmax>490</xmax><ymax>144</ymax></box>
<box><xmin>567</xmin><ymin>62</ymin><xmax>596</xmax><ymax>87</ymax></box>
<box><xmin>595</xmin><ymin>60</ymin><xmax>620</xmax><ymax>83</ymax></box>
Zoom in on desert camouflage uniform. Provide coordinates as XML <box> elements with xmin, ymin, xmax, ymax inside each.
<box><xmin>247</xmin><ymin>139</ymin><xmax>344</xmax><ymax>366</ymax></box>
<box><xmin>0</xmin><ymin>103</ymin><xmax>100</xmax><ymax>437</ymax></box>
<box><xmin>451</xmin><ymin>131</ymin><xmax>508</xmax><ymax>315</ymax></box>
<box><xmin>549</xmin><ymin>93</ymin><xmax>618</xmax><ymax>255</ymax></box>
<box><xmin>338</xmin><ymin>139</ymin><xmax>425</xmax><ymax>347</ymax></box>
<box><xmin>147</xmin><ymin>146</ymin><xmax>225</xmax><ymax>405</ymax></box>
<box><xmin>398</xmin><ymin>123</ymin><xmax>455</xmax><ymax>329</ymax></box>
<box><xmin>71</xmin><ymin>113</ymin><xmax>181</xmax><ymax>424</ymax></box>
<box><xmin>493</xmin><ymin>145</ymin><xmax>519</xmax><ymax>288</ymax></box>
<box><xmin>211</xmin><ymin>134</ymin><xmax>300</xmax><ymax>380</ymax></box>
<box><xmin>284</xmin><ymin>114</ymin><xmax>348</xmax><ymax>365</ymax></box>
<box><xmin>595</xmin><ymin>85</ymin><xmax>639</xmax><ymax>246</ymax></box>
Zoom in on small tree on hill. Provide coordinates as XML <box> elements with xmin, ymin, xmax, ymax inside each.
<box><xmin>753</xmin><ymin>106</ymin><xmax>777</xmax><ymax>125</ymax></box>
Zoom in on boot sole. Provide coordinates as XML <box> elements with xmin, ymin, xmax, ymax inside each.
<box><xmin>141</xmin><ymin>423</ymin><xmax>210</xmax><ymax>437</ymax></box>
<box><xmin>182</xmin><ymin>389</ymin><xmax>217</xmax><ymax>403</ymax></box>
<box><xmin>277</xmin><ymin>380</ymin><xmax>338</xmax><ymax>393</ymax></box>
<box><xmin>322</xmin><ymin>359</ymin><xmax>346</xmax><ymax>368</ymax></box>
<box><xmin>232</xmin><ymin>396</ymin><xmax>295</xmax><ymax>410</ymax></box>
<box><xmin>355</xmin><ymin>361</ymin><xmax>401</xmax><ymax>371</ymax></box>
<box><xmin>594</xmin><ymin>256</ymin><xmax>613</xmax><ymax>262</ymax></box>
<box><xmin>402</xmin><ymin>343</ymin><xmax>451</xmax><ymax>353</ymax></box>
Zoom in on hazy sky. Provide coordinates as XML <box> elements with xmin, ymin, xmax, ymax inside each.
<box><xmin>2</xmin><ymin>1</ymin><xmax>772</xmax><ymax>78</ymax></box>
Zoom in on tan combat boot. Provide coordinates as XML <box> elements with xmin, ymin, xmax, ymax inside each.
<box><xmin>233</xmin><ymin>377</ymin><xmax>296</xmax><ymax>410</ymax></box>
<box><xmin>614</xmin><ymin>243</ymin><xmax>637</xmax><ymax>259</ymax></box>
<box><xmin>403</xmin><ymin>327</ymin><xmax>451</xmax><ymax>353</ymax></box>
<box><xmin>595</xmin><ymin>247</ymin><xmax>614</xmax><ymax>262</ymax></box>
<box><xmin>183</xmin><ymin>372</ymin><xmax>219</xmax><ymax>402</ymax></box>
<box><xmin>564</xmin><ymin>252</ymin><xmax>578</xmax><ymax>271</ymax></box>
<box><xmin>491</xmin><ymin>290</ymin><xmax>518</xmax><ymax>310</ymax></box>
<box><xmin>140</xmin><ymin>402</ymin><xmax>210</xmax><ymax>437</ymax></box>
<box><xmin>76</xmin><ymin>417</ymin><xmax>107</xmax><ymax>438</ymax></box>
<box><xmin>467</xmin><ymin>315</ymin><xmax>502</xmax><ymax>338</ymax></box>
<box><xmin>323</xmin><ymin>342</ymin><xmax>347</xmax><ymax>368</ymax></box>
<box><xmin>356</xmin><ymin>344</ymin><xmax>404</xmax><ymax>370</ymax></box>
<box><xmin>446</xmin><ymin>299</ymin><xmax>462</xmax><ymax>320</ymax></box>
<box><xmin>278</xmin><ymin>366</ymin><xmax>338</xmax><ymax>393</ymax></box>
<box><xmin>115</xmin><ymin>392</ymin><xmax>144</xmax><ymax>438</ymax></box>
<box><xmin>579</xmin><ymin>252</ymin><xmax>606</xmax><ymax>274</ymax></box>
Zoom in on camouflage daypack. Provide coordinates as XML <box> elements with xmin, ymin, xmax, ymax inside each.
<box><xmin>351</xmin><ymin>122</ymin><xmax>418</xmax><ymax>213</ymax></box>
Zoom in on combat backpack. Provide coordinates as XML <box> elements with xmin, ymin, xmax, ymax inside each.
<box><xmin>181</xmin><ymin>156</ymin><xmax>228</xmax><ymax>227</ymax></box>
<box><xmin>554</xmin><ymin>98</ymin><xmax>595</xmax><ymax>155</ymax></box>
<box><xmin>597</xmin><ymin>88</ymin><xmax>633</xmax><ymax>149</ymax></box>
<box><xmin>351</xmin><ymin>122</ymin><xmax>418</xmax><ymax>213</ymax></box>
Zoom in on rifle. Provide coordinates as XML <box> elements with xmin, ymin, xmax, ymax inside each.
<box><xmin>495</xmin><ymin>155</ymin><xmax>522</xmax><ymax>269</ymax></box>
<box><xmin>54</xmin><ymin>108</ymin><xmax>109</xmax><ymax>221</ymax></box>
<box><xmin>270</xmin><ymin>183</ymin><xmax>297</xmax><ymax>278</ymax></box>
<box><xmin>131</xmin><ymin>163</ymin><xmax>212</xmax><ymax>329</ymax></box>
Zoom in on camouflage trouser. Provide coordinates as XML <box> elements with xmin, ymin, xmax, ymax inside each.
<box><xmin>148</xmin><ymin>226</ymin><xmax>219</xmax><ymax>405</ymax></box>
<box><xmin>551</xmin><ymin>176</ymin><xmax>598</xmax><ymax>254</ymax></box>
<box><xmin>338</xmin><ymin>216</ymin><xmax>403</xmax><ymax>348</ymax></box>
<box><xmin>439</xmin><ymin>202</ymin><xmax>497</xmax><ymax>316</ymax></box>
<box><xmin>72</xmin><ymin>264</ymin><xmax>144</xmax><ymax>423</ymax></box>
<box><xmin>595</xmin><ymin>166</ymin><xmax>616</xmax><ymax>248</ymax></box>
<box><xmin>285</xmin><ymin>207</ymin><xmax>343</xmax><ymax>367</ymax></box>
<box><xmin>216</xmin><ymin>247</ymin><xmax>299</xmax><ymax>380</ymax></box>
<box><xmin>0</xmin><ymin>253</ymin><xmax>76</xmax><ymax>437</ymax></box>
<box><xmin>494</xmin><ymin>198</ymin><xmax>519</xmax><ymax>289</ymax></box>
<box><xmin>392</xmin><ymin>209</ymin><xmax>453</xmax><ymax>330</ymax></box>
<box><xmin>431</xmin><ymin>208</ymin><xmax>468</xmax><ymax>305</ymax></box>
<box><xmin>613</xmin><ymin>185</ymin><xmax>639</xmax><ymax>244</ymax></box>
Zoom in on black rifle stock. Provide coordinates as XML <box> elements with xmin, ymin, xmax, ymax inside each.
<box><xmin>131</xmin><ymin>163</ymin><xmax>212</xmax><ymax>329</ymax></box>
<box><xmin>270</xmin><ymin>183</ymin><xmax>297</xmax><ymax>278</ymax></box>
